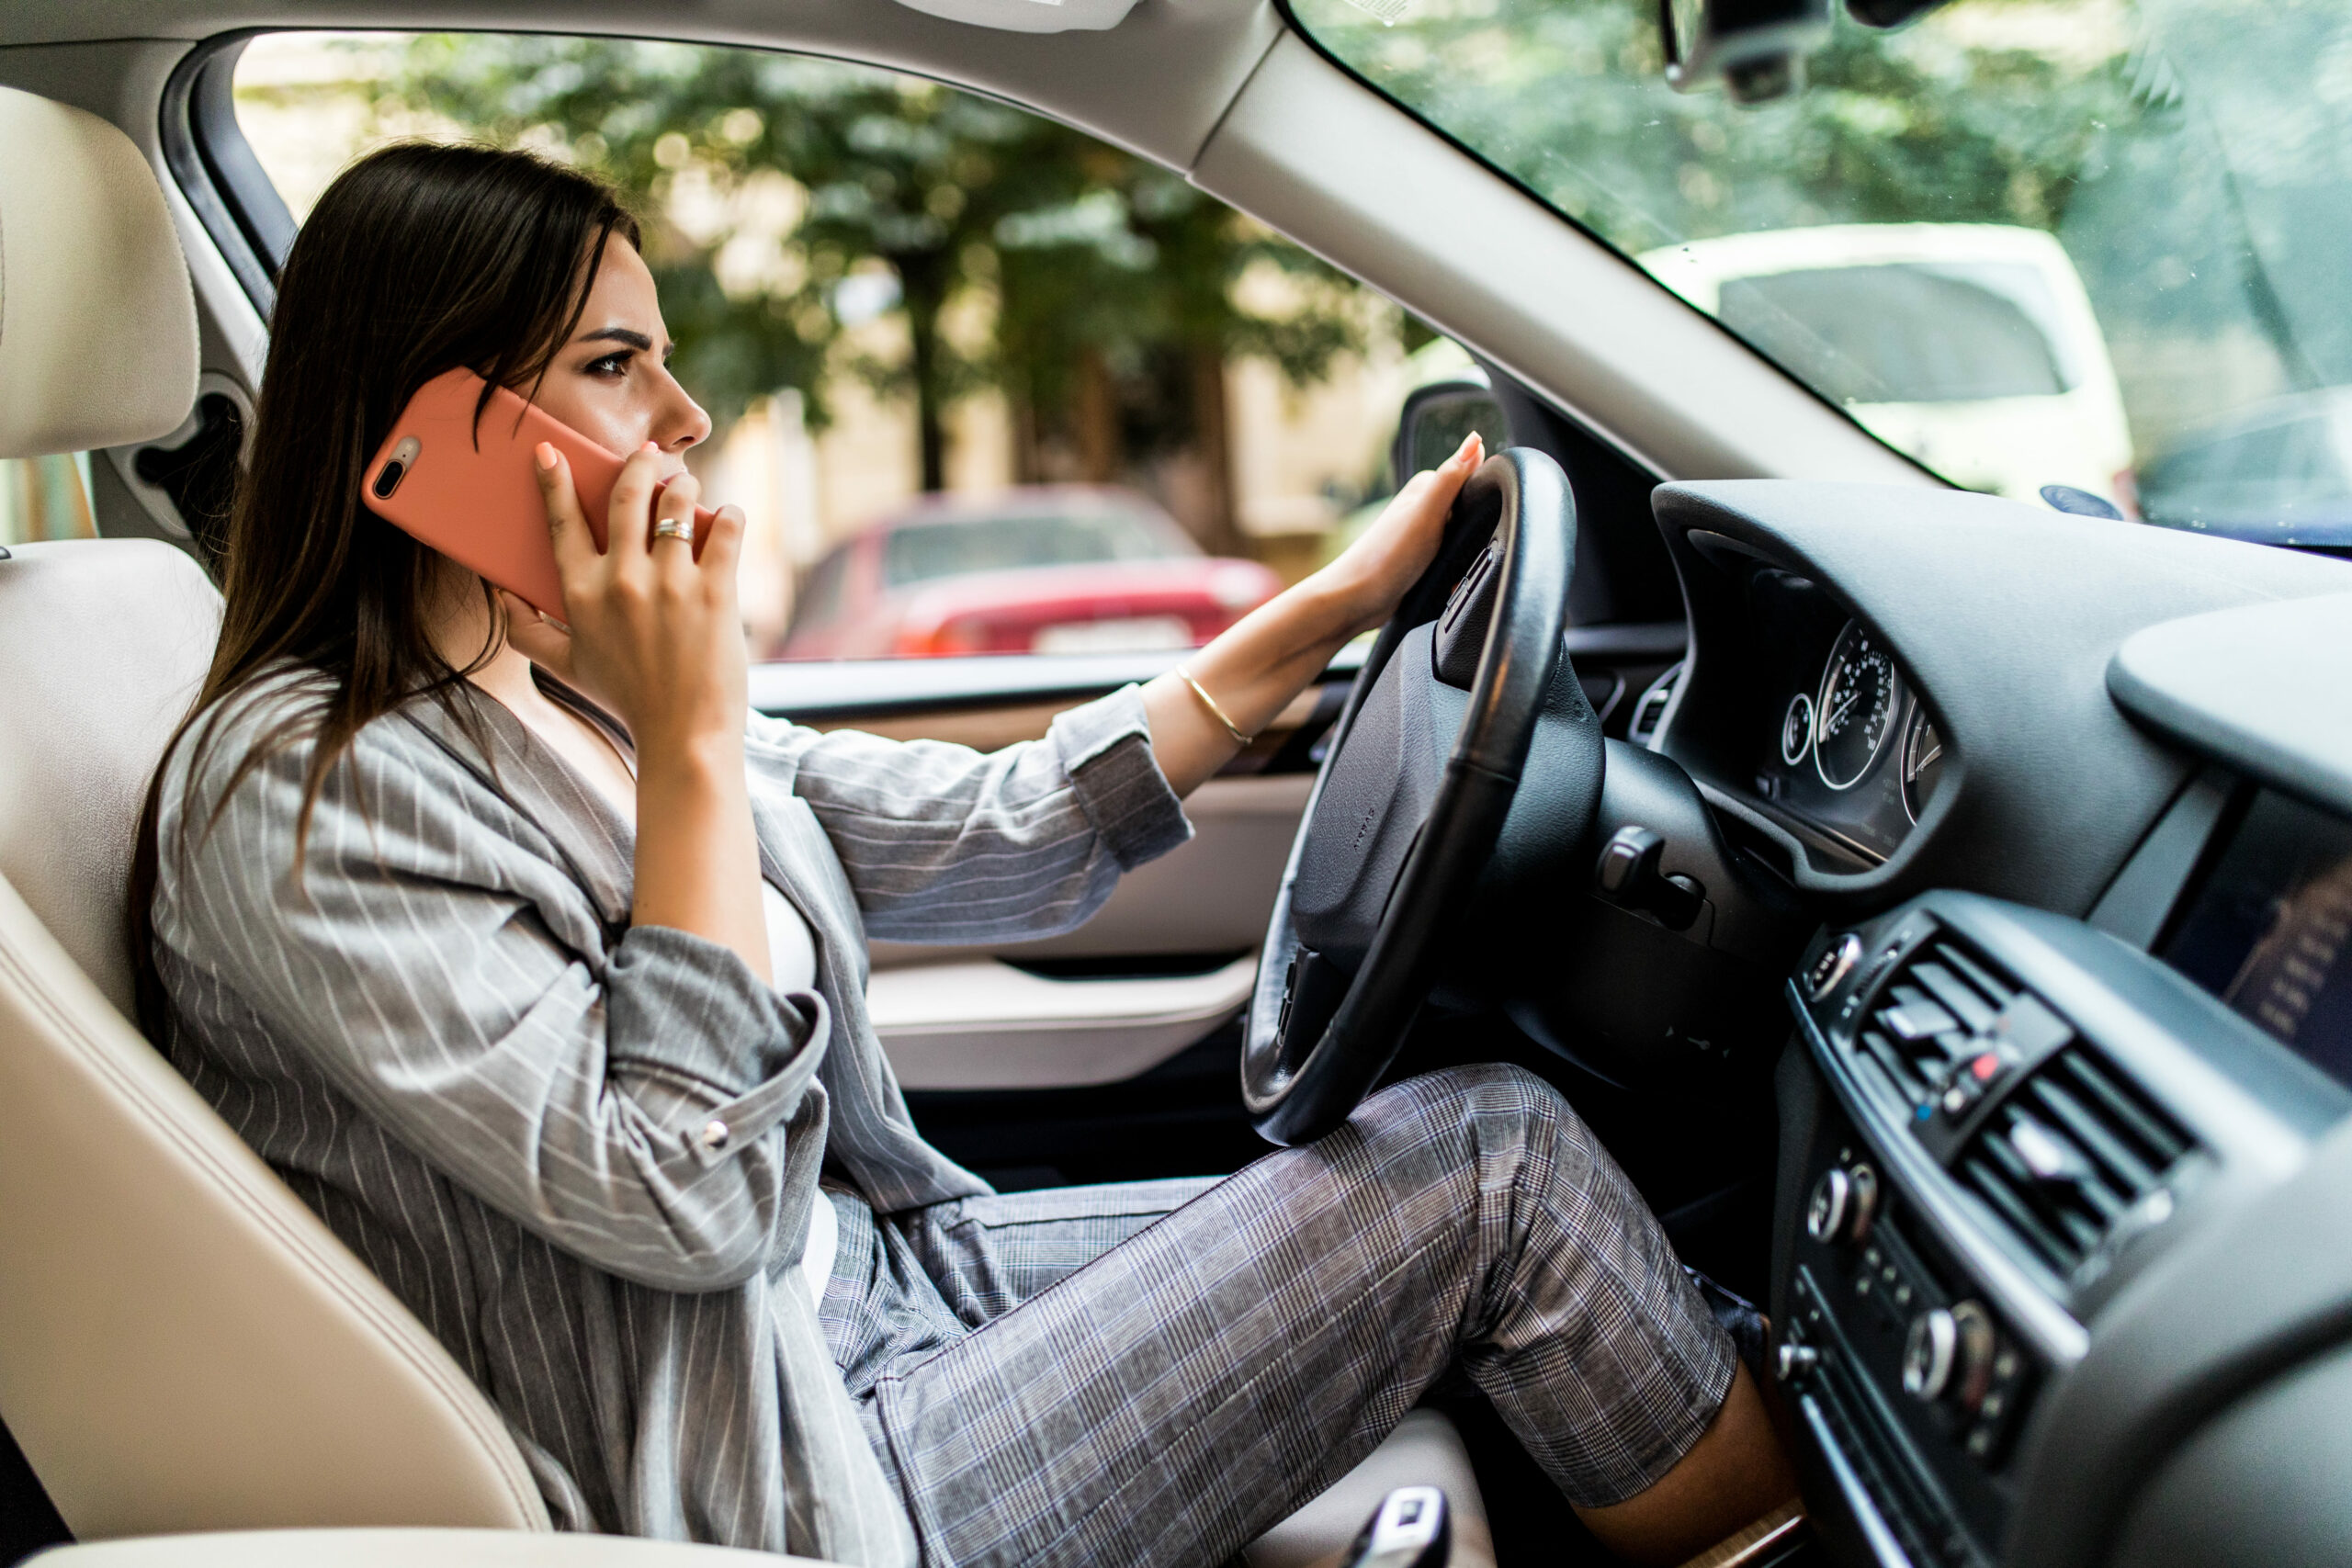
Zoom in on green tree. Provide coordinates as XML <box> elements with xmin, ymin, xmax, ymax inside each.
<box><xmin>365</xmin><ymin>34</ymin><xmax>1368</xmax><ymax>543</ymax></box>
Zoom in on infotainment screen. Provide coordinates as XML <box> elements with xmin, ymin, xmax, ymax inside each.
<box><xmin>2161</xmin><ymin>789</ymin><xmax>2352</xmax><ymax>1089</ymax></box>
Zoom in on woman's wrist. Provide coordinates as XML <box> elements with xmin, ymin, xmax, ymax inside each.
<box><xmin>1259</xmin><ymin>570</ymin><xmax>1373</xmax><ymax>664</ymax></box>
<box><xmin>634</xmin><ymin>724</ymin><xmax>746</xmax><ymax>789</ymax></box>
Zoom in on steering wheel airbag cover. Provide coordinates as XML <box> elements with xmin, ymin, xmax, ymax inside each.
<box><xmin>1290</xmin><ymin>623</ymin><xmax>1461</xmax><ymax>971</ymax></box>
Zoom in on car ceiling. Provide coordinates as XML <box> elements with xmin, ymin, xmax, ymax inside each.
<box><xmin>0</xmin><ymin>0</ymin><xmax>1938</xmax><ymax>493</ymax></box>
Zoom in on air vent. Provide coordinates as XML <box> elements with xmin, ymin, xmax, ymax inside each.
<box><xmin>1626</xmin><ymin>661</ymin><xmax>1682</xmax><ymax>748</ymax></box>
<box><xmin>1853</xmin><ymin>937</ymin><xmax>2015</xmax><ymax>1108</ymax></box>
<box><xmin>1954</xmin><ymin>1046</ymin><xmax>2193</xmax><ymax>1280</ymax></box>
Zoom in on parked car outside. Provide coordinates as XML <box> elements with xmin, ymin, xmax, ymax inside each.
<box><xmin>2132</xmin><ymin>389</ymin><xmax>2352</xmax><ymax>551</ymax></box>
<box><xmin>1640</xmin><ymin>223</ymin><xmax>2134</xmax><ymax>507</ymax></box>
<box><xmin>779</xmin><ymin>486</ymin><xmax>1282</xmax><ymax>659</ymax></box>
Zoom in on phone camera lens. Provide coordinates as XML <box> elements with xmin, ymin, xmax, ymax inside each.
<box><xmin>371</xmin><ymin>461</ymin><xmax>406</xmax><ymax>500</ymax></box>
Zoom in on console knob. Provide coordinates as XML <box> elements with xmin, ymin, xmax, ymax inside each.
<box><xmin>1903</xmin><ymin>1307</ymin><xmax>1959</xmax><ymax>1402</ymax></box>
<box><xmin>1846</xmin><ymin>1162</ymin><xmax>1879</xmax><ymax>1241</ymax></box>
<box><xmin>1805</xmin><ymin>1164</ymin><xmax>1878</xmax><ymax>1245</ymax></box>
<box><xmin>1805</xmin><ymin>1168</ymin><xmax>1851</xmax><ymax>1244</ymax></box>
<box><xmin>1950</xmin><ymin>1301</ymin><xmax>1999</xmax><ymax>1412</ymax></box>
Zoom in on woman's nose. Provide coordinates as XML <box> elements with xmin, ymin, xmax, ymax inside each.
<box><xmin>656</xmin><ymin>373</ymin><xmax>713</xmax><ymax>454</ymax></box>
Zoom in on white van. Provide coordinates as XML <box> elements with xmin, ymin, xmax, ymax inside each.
<box><xmin>1641</xmin><ymin>223</ymin><xmax>2133</xmax><ymax>507</ymax></box>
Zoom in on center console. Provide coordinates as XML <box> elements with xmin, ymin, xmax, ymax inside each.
<box><xmin>1771</xmin><ymin>883</ymin><xmax>2351</xmax><ymax>1568</ymax></box>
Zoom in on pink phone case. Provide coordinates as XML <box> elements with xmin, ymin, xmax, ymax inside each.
<box><xmin>359</xmin><ymin>367</ymin><xmax>717</xmax><ymax>616</ymax></box>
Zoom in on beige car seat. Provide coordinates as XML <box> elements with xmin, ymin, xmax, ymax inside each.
<box><xmin>0</xmin><ymin>82</ymin><xmax>1489</xmax><ymax>1568</ymax></box>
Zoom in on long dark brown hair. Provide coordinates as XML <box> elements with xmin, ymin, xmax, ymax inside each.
<box><xmin>129</xmin><ymin>141</ymin><xmax>640</xmax><ymax>1036</ymax></box>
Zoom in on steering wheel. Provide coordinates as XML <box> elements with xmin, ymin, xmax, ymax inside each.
<box><xmin>1243</xmin><ymin>447</ymin><xmax>1583</xmax><ymax>1145</ymax></box>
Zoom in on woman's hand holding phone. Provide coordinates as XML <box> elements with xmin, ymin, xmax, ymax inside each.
<box><xmin>502</xmin><ymin>440</ymin><xmax>750</xmax><ymax>754</ymax></box>
<box><xmin>504</xmin><ymin>440</ymin><xmax>772</xmax><ymax>977</ymax></box>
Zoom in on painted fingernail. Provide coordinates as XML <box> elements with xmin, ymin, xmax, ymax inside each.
<box><xmin>535</xmin><ymin>442</ymin><xmax>559</xmax><ymax>471</ymax></box>
<box><xmin>640</xmin><ymin>441</ymin><xmax>661</xmax><ymax>454</ymax></box>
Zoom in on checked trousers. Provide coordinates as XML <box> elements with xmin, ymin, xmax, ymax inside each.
<box><xmin>818</xmin><ymin>1063</ymin><xmax>1736</xmax><ymax>1568</ymax></box>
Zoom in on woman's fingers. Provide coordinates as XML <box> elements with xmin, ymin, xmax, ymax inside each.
<box><xmin>696</xmin><ymin>502</ymin><xmax>748</xmax><ymax>580</ymax></box>
<box><xmin>1319</xmin><ymin>431</ymin><xmax>1487</xmax><ymax>634</ymax></box>
<box><xmin>497</xmin><ymin>588</ymin><xmax>576</xmax><ymax>682</ymax></box>
<box><xmin>533</xmin><ymin>442</ymin><xmax>598</xmax><ymax>579</ymax></box>
<box><xmin>649</xmin><ymin>469</ymin><xmax>703</xmax><ymax>581</ymax></box>
<box><xmin>609</xmin><ymin>442</ymin><xmax>667</xmax><ymax>559</ymax></box>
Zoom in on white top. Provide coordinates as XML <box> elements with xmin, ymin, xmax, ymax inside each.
<box><xmin>762</xmin><ymin>880</ymin><xmax>834</xmax><ymax>1305</ymax></box>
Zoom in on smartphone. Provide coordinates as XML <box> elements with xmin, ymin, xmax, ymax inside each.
<box><xmin>359</xmin><ymin>367</ymin><xmax>717</xmax><ymax>616</ymax></box>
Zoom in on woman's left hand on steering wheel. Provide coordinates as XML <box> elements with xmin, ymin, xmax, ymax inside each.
<box><xmin>1318</xmin><ymin>432</ymin><xmax>1486</xmax><ymax>637</ymax></box>
<box><xmin>1140</xmin><ymin>433</ymin><xmax>1484</xmax><ymax>795</ymax></box>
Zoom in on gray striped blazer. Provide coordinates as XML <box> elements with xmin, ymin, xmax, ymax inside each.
<box><xmin>147</xmin><ymin>668</ymin><xmax>1192</xmax><ymax>1565</ymax></box>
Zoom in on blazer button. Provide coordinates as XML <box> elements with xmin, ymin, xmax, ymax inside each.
<box><xmin>700</xmin><ymin>1119</ymin><xmax>731</xmax><ymax>1151</ymax></box>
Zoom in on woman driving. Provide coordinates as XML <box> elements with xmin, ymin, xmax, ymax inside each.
<box><xmin>135</xmin><ymin>142</ymin><xmax>1792</xmax><ymax>1568</ymax></box>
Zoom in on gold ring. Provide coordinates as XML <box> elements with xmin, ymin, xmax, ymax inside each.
<box><xmin>651</xmin><ymin>517</ymin><xmax>693</xmax><ymax>543</ymax></box>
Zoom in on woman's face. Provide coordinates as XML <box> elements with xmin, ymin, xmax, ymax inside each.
<box><xmin>529</xmin><ymin>238</ymin><xmax>710</xmax><ymax>477</ymax></box>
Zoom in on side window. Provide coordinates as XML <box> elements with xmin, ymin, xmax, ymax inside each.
<box><xmin>231</xmin><ymin>33</ymin><xmax>1430</xmax><ymax>661</ymax></box>
<box><xmin>0</xmin><ymin>455</ymin><xmax>96</xmax><ymax>546</ymax></box>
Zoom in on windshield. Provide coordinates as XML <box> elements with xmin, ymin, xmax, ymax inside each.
<box><xmin>1288</xmin><ymin>0</ymin><xmax>2352</xmax><ymax>545</ymax></box>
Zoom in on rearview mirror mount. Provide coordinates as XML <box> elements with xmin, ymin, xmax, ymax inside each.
<box><xmin>1660</xmin><ymin>0</ymin><xmax>1832</xmax><ymax>102</ymax></box>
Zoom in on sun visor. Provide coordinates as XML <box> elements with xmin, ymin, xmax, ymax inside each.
<box><xmin>889</xmin><ymin>0</ymin><xmax>1138</xmax><ymax>32</ymax></box>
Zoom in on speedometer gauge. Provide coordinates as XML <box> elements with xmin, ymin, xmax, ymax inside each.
<box><xmin>1815</xmin><ymin>621</ymin><xmax>1896</xmax><ymax>791</ymax></box>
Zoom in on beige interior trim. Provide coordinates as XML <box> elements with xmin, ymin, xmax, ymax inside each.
<box><xmin>30</xmin><ymin>1530</ymin><xmax>835</xmax><ymax>1568</ymax></box>
<box><xmin>0</xmin><ymin>870</ymin><xmax>549</xmax><ymax>1538</ymax></box>
<box><xmin>870</xmin><ymin>952</ymin><xmax>1256</xmax><ymax>1089</ymax></box>
<box><xmin>1242</xmin><ymin>1409</ymin><xmax>1496</xmax><ymax>1568</ymax></box>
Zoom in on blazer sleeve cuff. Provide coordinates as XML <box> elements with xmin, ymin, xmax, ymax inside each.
<box><xmin>604</xmin><ymin>924</ymin><xmax>826</xmax><ymax>1145</ymax></box>
<box><xmin>1048</xmin><ymin>683</ymin><xmax>1193</xmax><ymax>872</ymax></box>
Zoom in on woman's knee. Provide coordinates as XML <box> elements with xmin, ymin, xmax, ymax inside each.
<box><xmin>1360</xmin><ymin>1062</ymin><xmax>1591</xmax><ymax>1169</ymax></box>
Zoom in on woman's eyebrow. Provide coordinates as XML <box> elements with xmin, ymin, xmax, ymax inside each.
<box><xmin>578</xmin><ymin>326</ymin><xmax>655</xmax><ymax>352</ymax></box>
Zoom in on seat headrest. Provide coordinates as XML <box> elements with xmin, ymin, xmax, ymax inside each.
<box><xmin>0</xmin><ymin>86</ymin><xmax>199</xmax><ymax>460</ymax></box>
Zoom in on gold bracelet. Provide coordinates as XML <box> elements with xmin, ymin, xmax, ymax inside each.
<box><xmin>1175</xmin><ymin>665</ymin><xmax>1255</xmax><ymax>747</ymax></box>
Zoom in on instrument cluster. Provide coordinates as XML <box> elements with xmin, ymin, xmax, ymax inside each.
<box><xmin>1746</xmin><ymin>572</ymin><xmax>1946</xmax><ymax>863</ymax></box>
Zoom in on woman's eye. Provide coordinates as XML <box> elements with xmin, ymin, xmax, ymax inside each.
<box><xmin>585</xmin><ymin>352</ymin><xmax>631</xmax><ymax>378</ymax></box>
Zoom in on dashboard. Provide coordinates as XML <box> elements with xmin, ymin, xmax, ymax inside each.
<box><xmin>1629</xmin><ymin>481</ymin><xmax>2352</xmax><ymax>1568</ymax></box>
<box><xmin>1735</xmin><ymin>571</ymin><xmax>1946</xmax><ymax>863</ymax></box>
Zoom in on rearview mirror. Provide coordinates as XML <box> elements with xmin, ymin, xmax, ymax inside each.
<box><xmin>1392</xmin><ymin>379</ymin><xmax>1510</xmax><ymax>491</ymax></box>
<box><xmin>1660</xmin><ymin>0</ymin><xmax>1832</xmax><ymax>102</ymax></box>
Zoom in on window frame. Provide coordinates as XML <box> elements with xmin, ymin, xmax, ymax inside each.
<box><xmin>161</xmin><ymin>33</ymin><xmax>298</xmax><ymax>317</ymax></box>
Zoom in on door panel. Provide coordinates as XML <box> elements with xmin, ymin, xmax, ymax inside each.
<box><xmin>870</xmin><ymin>952</ymin><xmax>1257</xmax><ymax>1090</ymax></box>
<box><xmin>868</xmin><ymin>771</ymin><xmax>1312</xmax><ymax>968</ymax></box>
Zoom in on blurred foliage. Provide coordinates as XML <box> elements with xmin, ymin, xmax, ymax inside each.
<box><xmin>1292</xmin><ymin>0</ymin><xmax>2352</xmax><ymax>451</ymax></box>
<box><xmin>363</xmin><ymin>35</ymin><xmax>1370</xmax><ymax>488</ymax></box>
<box><xmin>1296</xmin><ymin>0</ymin><xmax>2148</xmax><ymax>254</ymax></box>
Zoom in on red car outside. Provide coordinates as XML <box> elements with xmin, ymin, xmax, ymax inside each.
<box><xmin>778</xmin><ymin>487</ymin><xmax>1283</xmax><ymax>660</ymax></box>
